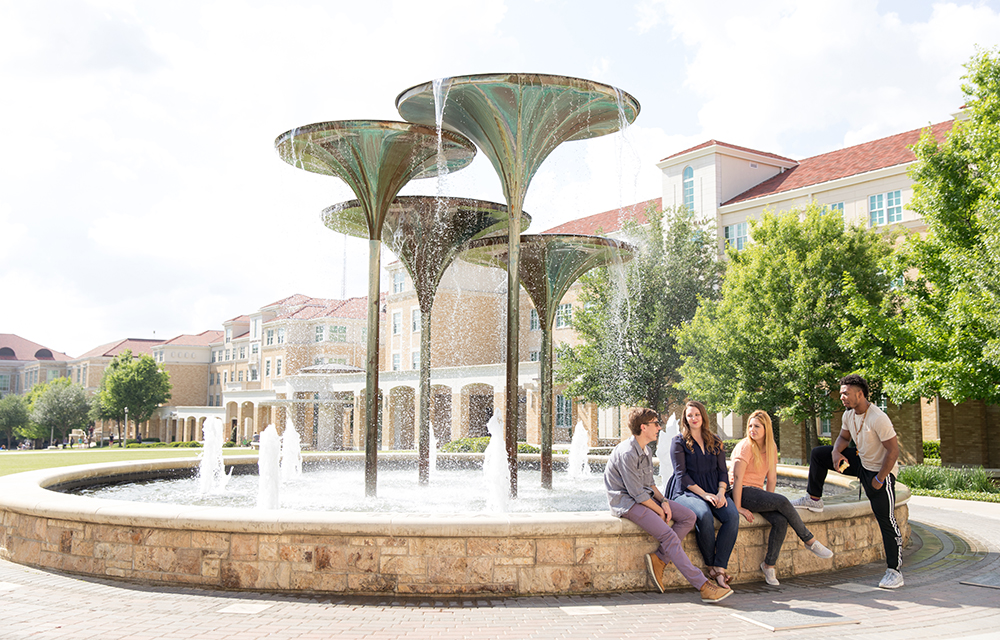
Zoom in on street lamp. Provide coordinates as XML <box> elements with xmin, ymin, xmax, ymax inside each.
<box><xmin>124</xmin><ymin>406</ymin><xmax>128</xmax><ymax>448</ymax></box>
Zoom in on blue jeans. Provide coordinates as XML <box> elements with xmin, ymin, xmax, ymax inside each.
<box><xmin>673</xmin><ymin>493</ymin><xmax>739</xmax><ymax>569</ymax></box>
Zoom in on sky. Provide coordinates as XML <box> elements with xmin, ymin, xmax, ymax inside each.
<box><xmin>2</xmin><ymin>0</ymin><xmax>999</xmax><ymax>358</ymax></box>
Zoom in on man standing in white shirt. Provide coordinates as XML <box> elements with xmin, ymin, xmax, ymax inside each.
<box><xmin>791</xmin><ymin>374</ymin><xmax>903</xmax><ymax>589</ymax></box>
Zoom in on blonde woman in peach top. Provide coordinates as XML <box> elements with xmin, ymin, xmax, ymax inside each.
<box><xmin>730</xmin><ymin>410</ymin><xmax>833</xmax><ymax>585</ymax></box>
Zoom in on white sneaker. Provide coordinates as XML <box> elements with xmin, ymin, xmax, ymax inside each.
<box><xmin>760</xmin><ymin>562</ymin><xmax>779</xmax><ymax>586</ymax></box>
<box><xmin>878</xmin><ymin>568</ymin><xmax>904</xmax><ymax>589</ymax></box>
<box><xmin>791</xmin><ymin>495</ymin><xmax>824</xmax><ymax>512</ymax></box>
<box><xmin>808</xmin><ymin>540</ymin><xmax>833</xmax><ymax>558</ymax></box>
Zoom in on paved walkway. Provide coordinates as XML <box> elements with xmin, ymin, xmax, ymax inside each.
<box><xmin>2</xmin><ymin>496</ymin><xmax>999</xmax><ymax>640</ymax></box>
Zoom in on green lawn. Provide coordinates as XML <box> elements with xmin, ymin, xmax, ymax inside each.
<box><xmin>0</xmin><ymin>448</ymin><xmax>251</xmax><ymax>477</ymax></box>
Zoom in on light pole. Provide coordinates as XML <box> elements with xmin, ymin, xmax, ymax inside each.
<box><xmin>124</xmin><ymin>406</ymin><xmax>128</xmax><ymax>448</ymax></box>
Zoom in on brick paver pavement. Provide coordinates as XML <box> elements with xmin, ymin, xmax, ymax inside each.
<box><xmin>2</xmin><ymin>496</ymin><xmax>999</xmax><ymax>640</ymax></box>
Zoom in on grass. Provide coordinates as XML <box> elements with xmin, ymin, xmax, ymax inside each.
<box><xmin>898</xmin><ymin>463</ymin><xmax>999</xmax><ymax>503</ymax></box>
<box><xmin>0</xmin><ymin>447</ymin><xmax>249</xmax><ymax>478</ymax></box>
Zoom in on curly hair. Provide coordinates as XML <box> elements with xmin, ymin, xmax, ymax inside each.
<box><xmin>839</xmin><ymin>374</ymin><xmax>870</xmax><ymax>400</ymax></box>
<box><xmin>679</xmin><ymin>400</ymin><xmax>722</xmax><ymax>454</ymax></box>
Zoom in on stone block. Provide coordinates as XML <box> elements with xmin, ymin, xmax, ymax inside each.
<box><xmin>145</xmin><ymin>529</ymin><xmax>192</xmax><ymax>549</ymax></box>
<box><xmin>191</xmin><ymin>531</ymin><xmax>229</xmax><ymax>551</ymax></box>
<box><xmin>536</xmin><ymin>539</ymin><xmax>573</xmax><ymax>564</ymax></box>
<box><xmin>411</xmin><ymin>538</ymin><xmax>466</xmax><ymax>557</ymax></box>
<box><xmin>202</xmin><ymin>557</ymin><xmax>220</xmax><ymax>578</ymax></box>
<box><xmin>428</xmin><ymin>556</ymin><xmax>469</xmax><ymax>584</ymax></box>
<box><xmin>380</xmin><ymin>555</ymin><xmax>426</xmax><ymax>575</ymax></box>
<box><xmin>220</xmin><ymin>561</ymin><xmax>259</xmax><ymax>589</ymax></box>
<box><xmin>291</xmin><ymin>571</ymin><xmax>346</xmax><ymax>592</ymax></box>
<box><xmin>315</xmin><ymin>545</ymin><xmax>347</xmax><ymax>571</ymax></box>
<box><xmin>230</xmin><ymin>534</ymin><xmax>258</xmax><ymax>560</ymax></box>
<box><xmin>95</xmin><ymin>542</ymin><xmax>132</xmax><ymax>564</ymax></box>
<box><xmin>346</xmin><ymin>547</ymin><xmax>377</xmax><ymax>573</ymax></box>
<box><xmin>518</xmin><ymin>566</ymin><xmax>593</xmax><ymax>593</ymax></box>
<box><xmin>467</xmin><ymin>538</ymin><xmax>534</xmax><ymax>558</ymax></box>
<box><xmin>348</xmin><ymin>572</ymin><xmax>396</xmax><ymax>592</ymax></box>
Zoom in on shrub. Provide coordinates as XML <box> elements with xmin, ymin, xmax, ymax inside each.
<box><xmin>818</xmin><ymin>436</ymin><xmax>832</xmax><ymax>447</ymax></box>
<box><xmin>722</xmin><ymin>439</ymin><xmax>740</xmax><ymax>456</ymax></box>
<box><xmin>438</xmin><ymin>437</ymin><xmax>539</xmax><ymax>454</ymax></box>
<box><xmin>898</xmin><ymin>464</ymin><xmax>998</xmax><ymax>493</ymax></box>
<box><xmin>923</xmin><ymin>440</ymin><xmax>941</xmax><ymax>459</ymax></box>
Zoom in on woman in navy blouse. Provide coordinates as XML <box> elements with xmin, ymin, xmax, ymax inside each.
<box><xmin>665</xmin><ymin>400</ymin><xmax>740</xmax><ymax>588</ymax></box>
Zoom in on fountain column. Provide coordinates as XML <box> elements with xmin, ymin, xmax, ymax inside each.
<box><xmin>398</xmin><ymin>74</ymin><xmax>639</xmax><ymax>496</ymax></box>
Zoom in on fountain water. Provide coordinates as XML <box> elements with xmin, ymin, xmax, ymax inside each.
<box><xmin>482</xmin><ymin>414</ymin><xmax>510</xmax><ymax>512</ymax></box>
<box><xmin>429</xmin><ymin>427</ymin><xmax>438</xmax><ymax>477</ymax></box>
<box><xmin>567</xmin><ymin>421</ymin><xmax>591</xmax><ymax>479</ymax></box>
<box><xmin>198</xmin><ymin>416</ymin><xmax>229</xmax><ymax>494</ymax></box>
<box><xmin>280</xmin><ymin>420</ymin><xmax>302</xmax><ymax>484</ymax></box>
<box><xmin>257</xmin><ymin>425</ymin><xmax>281</xmax><ymax>509</ymax></box>
<box><xmin>657</xmin><ymin>414</ymin><xmax>680</xmax><ymax>481</ymax></box>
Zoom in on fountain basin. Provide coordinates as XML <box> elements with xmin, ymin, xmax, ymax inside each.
<box><xmin>0</xmin><ymin>455</ymin><xmax>909</xmax><ymax>596</ymax></box>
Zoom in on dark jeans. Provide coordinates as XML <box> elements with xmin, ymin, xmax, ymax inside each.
<box><xmin>672</xmin><ymin>493</ymin><xmax>739</xmax><ymax>569</ymax></box>
<box><xmin>807</xmin><ymin>445</ymin><xmax>902</xmax><ymax>570</ymax></box>
<box><xmin>736</xmin><ymin>486</ymin><xmax>814</xmax><ymax>566</ymax></box>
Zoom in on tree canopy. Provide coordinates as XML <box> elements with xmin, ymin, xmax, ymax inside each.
<box><xmin>677</xmin><ymin>202</ymin><xmax>893</xmax><ymax>448</ymax></box>
<box><xmin>29</xmin><ymin>377</ymin><xmax>91</xmax><ymax>445</ymax></box>
<box><xmin>840</xmin><ymin>47</ymin><xmax>1000</xmax><ymax>405</ymax></box>
<box><xmin>0</xmin><ymin>393</ymin><xmax>30</xmax><ymax>449</ymax></box>
<box><xmin>556</xmin><ymin>205</ymin><xmax>724</xmax><ymax>414</ymax></box>
<box><xmin>95</xmin><ymin>349</ymin><xmax>172</xmax><ymax>445</ymax></box>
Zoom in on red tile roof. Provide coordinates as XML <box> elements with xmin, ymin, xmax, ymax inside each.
<box><xmin>542</xmin><ymin>198</ymin><xmax>660</xmax><ymax>236</ymax></box>
<box><xmin>723</xmin><ymin>121</ymin><xmax>953</xmax><ymax>206</ymax></box>
<box><xmin>661</xmin><ymin>140</ymin><xmax>796</xmax><ymax>165</ymax></box>
<box><xmin>162</xmin><ymin>330</ymin><xmax>225</xmax><ymax>347</ymax></box>
<box><xmin>76</xmin><ymin>338</ymin><xmax>164</xmax><ymax>360</ymax></box>
<box><xmin>268</xmin><ymin>296</ymin><xmax>373</xmax><ymax>322</ymax></box>
<box><xmin>0</xmin><ymin>334</ymin><xmax>71</xmax><ymax>361</ymax></box>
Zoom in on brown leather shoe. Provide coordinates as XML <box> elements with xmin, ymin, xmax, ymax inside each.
<box><xmin>645</xmin><ymin>553</ymin><xmax>666</xmax><ymax>593</ymax></box>
<box><xmin>699</xmin><ymin>580</ymin><xmax>733</xmax><ymax>603</ymax></box>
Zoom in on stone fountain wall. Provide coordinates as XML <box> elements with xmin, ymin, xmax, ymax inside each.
<box><xmin>0</xmin><ymin>459</ymin><xmax>909</xmax><ymax>596</ymax></box>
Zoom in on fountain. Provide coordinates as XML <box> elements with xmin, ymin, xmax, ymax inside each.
<box><xmin>198</xmin><ymin>416</ymin><xmax>230</xmax><ymax>494</ymax></box>
<box><xmin>280</xmin><ymin>420</ymin><xmax>302</xmax><ymax>484</ymax></box>
<box><xmin>463</xmin><ymin>233</ymin><xmax>635</xmax><ymax>488</ymax></box>
<box><xmin>398</xmin><ymin>74</ymin><xmax>640</xmax><ymax>497</ymax></box>
<box><xmin>275</xmin><ymin>121</ymin><xmax>476</xmax><ymax>496</ymax></box>
<box><xmin>657</xmin><ymin>414</ymin><xmax>680</xmax><ymax>480</ymax></box>
<box><xmin>482</xmin><ymin>415</ymin><xmax>511</xmax><ymax>512</ymax></box>
<box><xmin>257</xmin><ymin>425</ymin><xmax>281</xmax><ymax>509</ymax></box>
<box><xmin>321</xmin><ymin>196</ymin><xmax>528</xmax><ymax>485</ymax></box>
<box><xmin>567</xmin><ymin>421</ymin><xmax>591</xmax><ymax>479</ymax></box>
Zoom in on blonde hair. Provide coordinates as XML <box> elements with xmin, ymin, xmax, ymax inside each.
<box><xmin>744</xmin><ymin>410</ymin><xmax>777</xmax><ymax>472</ymax></box>
<box><xmin>680</xmin><ymin>400</ymin><xmax>722</xmax><ymax>454</ymax></box>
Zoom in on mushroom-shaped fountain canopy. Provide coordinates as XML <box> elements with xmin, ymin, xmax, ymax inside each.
<box><xmin>275</xmin><ymin>120</ymin><xmax>477</xmax><ymax>238</ymax></box>
<box><xmin>322</xmin><ymin>196</ymin><xmax>530</xmax><ymax>313</ymax></box>
<box><xmin>396</xmin><ymin>74</ymin><xmax>640</xmax><ymax>208</ymax></box>
<box><xmin>463</xmin><ymin>233</ymin><xmax>636</xmax><ymax>323</ymax></box>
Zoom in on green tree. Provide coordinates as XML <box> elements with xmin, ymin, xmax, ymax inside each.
<box><xmin>95</xmin><ymin>350</ymin><xmax>172</xmax><ymax>446</ymax></box>
<box><xmin>677</xmin><ymin>202</ymin><xmax>893</xmax><ymax>452</ymax></box>
<box><xmin>30</xmin><ymin>377</ymin><xmax>91</xmax><ymax>446</ymax></box>
<box><xmin>556</xmin><ymin>205</ymin><xmax>724</xmax><ymax>414</ymax></box>
<box><xmin>841</xmin><ymin>47</ymin><xmax>1000</xmax><ymax>404</ymax></box>
<box><xmin>0</xmin><ymin>394</ymin><xmax>30</xmax><ymax>449</ymax></box>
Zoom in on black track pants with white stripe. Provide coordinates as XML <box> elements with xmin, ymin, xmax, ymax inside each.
<box><xmin>858</xmin><ymin>467</ymin><xmax>902</xmax><ymax>571</ymax></box>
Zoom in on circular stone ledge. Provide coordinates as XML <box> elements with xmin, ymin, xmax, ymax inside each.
<box><xmin>0</xmin><ymin>457</ymin><xmax>909</xmax><ymax>596</ymax></box>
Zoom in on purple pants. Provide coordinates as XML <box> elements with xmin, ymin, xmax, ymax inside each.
<box><xmin>622</xmin><ymin>500</ymin><xmax>707</xmax><ymax>589</ymax></box>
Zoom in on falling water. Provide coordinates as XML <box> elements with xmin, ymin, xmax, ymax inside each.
<box><xmin>567</xmin><ymin>421</ymin><xmax>591</xmax><ymax>478</ymax></box>
<box><xmin>432</xmin><ymin>77</ymin><xmax>453</xmax><ymax>221</ymax></box>
<box><xmin>257</xmin><ymin>425</ymin><xmax>281</xmax><ymax>509</ymax></box>
<box><xmin>198</xmin><ymin>417</ymin><xmax>230</xmax><ymax>494</ymax></box>
<box><xmin>482</xmin><ymin>414</ymin><xmax>510</xmax><ymax>512</ymax></box>
<box><xmin>280</xmin><ymin>420</ymin><xmax>302</xmax><ymax>483</ymax></box>
<box><xmin>657</xmin><ymin>414</ymin><xmax>680</xmax><ymax>480</ymax></box>
<box><xmin>429</xmin><ymin>426</ymin><xmax>438</xmax><ymax>477</ymax></box>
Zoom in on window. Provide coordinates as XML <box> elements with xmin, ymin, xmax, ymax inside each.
<box><xmin>315</xmin><ymin>325</ymin><xmax>325</xmax><ymax>342</ymax></box>
<box><xmin>333</xmin><ymin>358</ymin><xmax>347</xmax><ymax>365</ymax></box>
<box><xmin>225</xmin><ymin>329</ymin><xmax>231</xmax><ymax>343</ymax></box>
<box><xmin>0</xmin><ymin>374</ymin><xmax>9</xmax><ymax>393</ymax></box>
<box><xmin>277</xmin><ymin>328</ymin><xmax>285</xmax><ymax>344</ymax></box>
<box><xmin>556</xmin><ymin>395</ymin><xmax>573</xmax><ymax>429</ymax></box>
<box><xmin>239</xmin><ymin>346</ymin><xmax>246</xmax><ymax>359</ymax></box>
<box><xmin>411</xmin><ymin>309</ymin><xmax>421</xmax><ymax>333</ymax></box>
<box><xmin>250</xmin><ymin>366</ymin><xmax>258</xmax><ymax>381</ymax></box>
<box><xmin>252</xmin><ymin>319</ymin><xmax>259</xmax><ymax>338</ymax></box>
<box><xmin>820</xmin><ymin>416</ymin><xmax>831</xmax><ymax>437</ymax></box>
<box><xmin>683</xmin><ymin>166</ymin><xmax>694</xmax><ymax>211</ymax></box>
<box><xmin>392</xmin><ymin>353</ymin><xmax>401</xmax><ymax>371</ymax></box>
<box><xmin>392</xmin><ymin>312</ymin><xmax>402</xmax><ymax>335</ymax></box>
<box><xmin>411</xmin><ymin>351</ymin><xmax>420</xmax><ymax>370</ymax></box>
<box><xmin>251</xmin><ymin>343</ymin><xmax>258</xmax><ymax>355</ymax></box>
<box><xmin>225</xmin><ymin>349</ymin><xmax>231</xmax><ymax>361</ymax></box>
<box><xmin>825</xmin><ymin>202</ymin><xmax>844</xmax><ymax>215</ymax></box>
<box><xmin>224</xmin><ymin>371</ymin><xmax>228</xmax><ymax>384</ymax></box>
<box><xmin>529</xmin><ymin>351</ymin><xmax>540</xmax><ymax>362</ymax></box>
<box><xmin>266</xmin><ymin>329</ymin><xmax>274</xmax><ymax>346</ymax></box>
<box><xmin>555</xmin><ymin>304</ymin><xmax>573</xmax><ymax>328</ymax></box>
<box><xmin>314</xmin><ymin>357</ymin><xmax>323</xmax><ymax>365</ymax></box>
<box><xmin>212</xmin><ymin>351</ymin><xmax>217</xmax><ymax>363</ymax></box>
<box><xmin>238</xmin><ymin>370</ymin><xmax>243</xmax><ymax>382</ymax></box>
<box><xmin>724</xmin><ymin>222</ymin><xmax>748</xmax><ymax>251</ymax></box>
<box><xmin>329</xmin><ymin>325</ymin><xmax>347</xmax><ymax>342</ymax></box>
<box><xmin>265</xmin><ymin>360</ymin><xmax>271</xmax><ymax>377</ymax></box>
<box><xmin>869</xmin><ymin>190</ymin><xmax>902</xmax><ymax>227</ymax></box>
<box><xmin>393</xmin><ymin>271</ymin><xmax>405</xmax><ymax>293</ymax></box>
<box><xmin>215</xmin><ymin>395</ymin><xmax>220</xmax><ymax>406</ymax></box>
<box><xmin>530</xmin><ymin>309</ymin><xmax>540</xmax><ymax>331</ymax></box>
<box><xmin>276</xmin><ymin>358</ymin><xmax>282</xmax><ymax>376</ymax></box>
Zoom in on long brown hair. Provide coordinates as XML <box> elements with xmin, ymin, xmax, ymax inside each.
<box><xmin>743</xmin><ymin>410</ymin><xmax>777</xmax><ymax>472</ymax></box>
<box><xmin>680</xmin><ymin>400</ymin><xmax>722</xmax><ymax>454</ymax></box>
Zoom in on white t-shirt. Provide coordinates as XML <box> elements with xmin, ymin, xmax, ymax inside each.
<box><xmin>844</xmin><ymin>403</ymin><xmax>898</xmax><ymax>476</ymax></box>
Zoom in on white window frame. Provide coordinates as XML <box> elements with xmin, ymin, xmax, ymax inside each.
<box><xmin>265</xmin><ymin>359</ymin><xmax>271</xmax><ymax>377</ymax></box>
<box><xmin>329</xmin><ymin>325</ymin><xmax>347</xmax><ymax>342</ymax></box>
<box><xmin>392</xmin><ymin>311</ymin><xmax>402</xmax><ymax>335</ymax></box>
<box><xmin>411</xmin><ymin>351</ymin><xmax>420</xmax><ymax>370</ymax></box>
<box><xmin>266</xmin><ymin>329</ymin><xmax>274</xmax><ymax>346</ymax></box>
<box><xmin>276</xmin><ymin>358</ymin><xmax>282</xmax><ymax>376</ymax></box>
<box><xmin>529</xmin><ymin>351</ymin><xmax>540</xmax><ymax>362</ymax></box>
<box><xmin>277</xmin><ymin>328</ymin><xmax>285</xmax><ymax>344</ymax></box>
<box><xmin>530</xmin><ymin>309</ymin><xmax>540</xmax><ymax>331</ymax></box>
<box><xmin>315</xmin><ymin>325</ymin><xmax>325</xmax><ymax>342</ymax></box>
<box><xmin>724</xmin><ymin>221</ymin><xmax>748</xmax><ymax>251</ymax></box>
<box><xmin>393</xmin><ymin>271</ymin><xmax>405</xmax><ymax>294</ymax></box>
<box><xmin>392</xmin><ymin>353</ymin><xmax>401</xmax><ymax>371</ymax></box>
<box><xmin>683</xmin><ymin>166</ymin><xmax>694</xmax><ymax>211</ymax></box>
<box><xmin>411</xmin><ymin>308</ymin><xmax>421</xmax><ymax>333</ymax></box>
<box><xmin>869</xmin><ymin>190</ymin><xmax>902</xmax><ymax>227</ymax></box>
<box><xmin>556</xmin><ymin>395</ymin><xmax>573</xmax><ymax>429</ymax></box>
<box><xmin>555</xmin><ymin>304</ymin><xmax>573</xmax><ymax>329</ymax></box>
